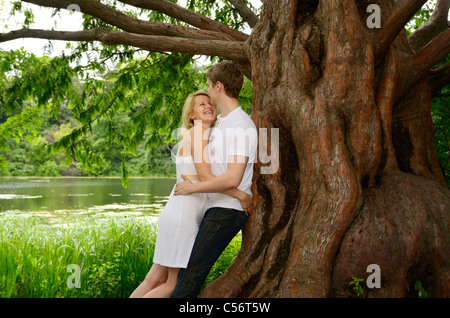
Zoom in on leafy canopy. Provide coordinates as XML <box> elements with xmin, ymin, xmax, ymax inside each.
<box><xmin>0</xmin><ymin>0</ymin><xmax>258</xmax><ymax>186</ymax></box>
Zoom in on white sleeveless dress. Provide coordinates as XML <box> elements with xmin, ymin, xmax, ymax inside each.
<box><xmin>152</xmin><ymin>155</ymin><xmax>207</xmax><ymax>268</ymax></box>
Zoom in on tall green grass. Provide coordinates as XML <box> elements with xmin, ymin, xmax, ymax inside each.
<box><xmin>0</xmin><ymin>214</ymin><xmax>241</xmax><ymax>298</ymax></box>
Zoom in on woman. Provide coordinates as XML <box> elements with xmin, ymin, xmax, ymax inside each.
<box><xmin>129</xmin><ymin>91</ymin><xmax>252</xmax><ymax>298</ymax></box>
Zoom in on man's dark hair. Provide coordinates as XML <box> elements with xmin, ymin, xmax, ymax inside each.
<box><xmin>206</xmin><ymin>60</ymin><xmax>244</xmax><ymax>99</ymax></box>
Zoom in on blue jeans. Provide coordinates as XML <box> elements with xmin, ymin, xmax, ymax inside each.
<box><xmin>170</xmin><ymin>207</ymin><xmax>248</xmax><ymax>298</ymax></box>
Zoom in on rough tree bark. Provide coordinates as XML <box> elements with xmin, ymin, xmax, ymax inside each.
<box><xmin>200</xmin><ymin>0</ymin><xmax>450</xmax><ymax>298</ymax></box>
<box><xmin>2</xmin><ymin>0</ymin><xmax>449</xmax><ymax>297</ymax></box>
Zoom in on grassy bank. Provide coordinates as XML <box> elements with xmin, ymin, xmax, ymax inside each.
<box><xmin>0</xmin><ymin>214</ymin><xmax>241</xmax><ymax>298</ymax></box>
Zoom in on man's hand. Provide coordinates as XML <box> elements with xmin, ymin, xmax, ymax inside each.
<box><xmin>174</xmin><ymin>174</ymin><xmax>194</xmax><ymax>196</ymax></box>
<box><xmin>239</xmin><ymin>192</ymin><xmax>253</xmax><ymax>216</ymax></box>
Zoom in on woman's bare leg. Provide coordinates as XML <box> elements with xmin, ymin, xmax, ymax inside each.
<box><xmin>129</xmin><ymin>263</ymin><xmax>168</xmax><ymax>298</ymax></box>
<box><xmin>141</xmin><ymin>267</ymin><xmax>180</xmax><ymax>298</ymax></box>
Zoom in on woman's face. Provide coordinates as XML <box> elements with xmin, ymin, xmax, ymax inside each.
<box><xmin>190</xmin><ymin>95</ymin><xmax>216</xmax><ymax>126</ymax></box>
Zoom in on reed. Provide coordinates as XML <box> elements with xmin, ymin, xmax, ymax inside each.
<box><xmin>0</xmin><ymin>214</ymin><xmax>240</xmax><ymax>298</ymax></box>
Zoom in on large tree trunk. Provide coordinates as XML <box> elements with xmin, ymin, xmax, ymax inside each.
<box><xmin>201</xmin><ymin>0</ymin><xmax>450</xmax><ymax>298</ymax></box>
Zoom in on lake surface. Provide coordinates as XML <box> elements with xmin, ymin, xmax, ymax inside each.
<box><xmin>0</xmin><ymin>177</ymin><xmax>175</xmax><ymax>223</ymax></box>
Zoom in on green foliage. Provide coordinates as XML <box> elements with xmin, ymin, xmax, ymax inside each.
<box><xmin>0</xmin><ymin>101</ymin><xmax>43</xmax><ymax>150</ymax></box>
<box><xmin>0</xmin><ymin>110</ymin><xmax>177</xmax><ymax>178</ymax></box>
<box><xmin>432</xmin><ymin>95</ymin><xmax>450</xmax><ymax>186</ymax></box>
<box><xmin>406</xmin><ymin>0</ymin><xmax>436</xmax><ymax>36</ymax></box>
<box><xmin>0</xmin><ymin>214</ymin><xmax>242</xmax><ymax>298</ymax></box>
<box><xmin>0</xmin><ymin>49</ymin><xmax>76</xmax><ymax>116</ymax></box>
<box><xmin>0</xmin><ymin>214</ymin><xmax>157</xmax><ymax>298</ymax></box>
<box><xmin>36</xmin><ymin>160</ymin><xmax>61</xmax><ymax>176</ymax></box>
<box><xmin>9</xmin><ymin>1</ymin><xmax>35</xmax><ymax>28</ymax></box>
<box><xmin>431</xmin><ymin>55</ymin><xmax>450</xmax><ymax>186</ymax></box>
<box><xmin>414</xmin><ymin>280</ymin><xmax>428</xmax><ymax>298</ymax></box>
<box><xmin>85</xmin><ymin>251</ymin><xmax>125</xmax><ymax>298</ymax></box>
<box><xmin>50</xmin><ymin>52</ymin><xmax>208</xmax><ymax>186</ymax></box>
<box><xmin>349</xmin><ymin>276</ymin><xmax>365</xmax><ymax>297</ymax></box>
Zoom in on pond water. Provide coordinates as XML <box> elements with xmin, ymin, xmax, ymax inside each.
<box><xmin>0</xmin><ymin>177</ymin><xmax>175</xmax><ymax>223</ymax></box>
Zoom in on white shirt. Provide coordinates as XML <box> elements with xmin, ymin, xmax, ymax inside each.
<box><xmin>206</xmin><ymin>106</ymin><xmax>258</xmax><ymax>211</ymax></box>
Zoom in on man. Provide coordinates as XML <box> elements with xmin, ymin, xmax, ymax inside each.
<box><xmin>171</xmin><ymin>60</ymin><xmax>257</xmax><ymax>297</ymax></box>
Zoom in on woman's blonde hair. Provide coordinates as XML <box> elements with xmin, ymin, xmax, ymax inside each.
<box><xmin>181</xmin><ymin>90</ymin><xmax>213</xmax><ymax>130</ymax></box>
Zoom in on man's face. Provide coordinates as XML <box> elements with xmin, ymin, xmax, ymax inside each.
<box><xmin>206</xmin><ymin>78</ymin><xmax>218</xmax><ymax>106</ymax></box>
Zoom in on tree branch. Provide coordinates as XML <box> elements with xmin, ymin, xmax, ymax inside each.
<box><xmin>431</xmin><ymin>67</ymin><xmax>450</xmax><ymax>96</ymax></box>
<box><xmin>0</xmin><ymin>28</ymin><xmax>100</xmax><ymax>43</ymax></box>
<box><xmin>227</xmin><ymin>0</ymin><xmax>259</xmax><ymax>28</ymax></box>
<box><xmin>396</xmin><ymin>28</ymin><xmax>450</xmax><ymax>99</ymax></box>
<box><xmin>412</xmin><ymin>28</ymin><xmax>450</xmax><ymax>79</ymax></box>
<box><xmin>408</xmin><ymin>0</ymin><xmax>450</xmax><ymax>52</ymax></box>
<box><xmin>0</xmin><ymin>28</ymin><xmax>247</xmax><ymax>61</ymax></box>
<box><xmin>430</xmin><ymin>62</ymin><xmax>450</xmax><ymax>75</ymax></box>
<box><xmin>374</xmin><ymin>0</ymin><xmax>427</xmax><ymax>59</ymax></box>
<box><xmin>22</xmin><ymin>0</ymin><xmax>232</xmax><ymax>41</ymax></box>
<box><xmin>117</xmin><ymin>0</ymin><xmax>249</xmax><ymax>41</ymax></box>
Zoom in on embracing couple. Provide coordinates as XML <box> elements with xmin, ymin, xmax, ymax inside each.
<box><xmin>130</xmin><ymin>60</ymin><xmax>257</xmax><ymax>298</ymax></box>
